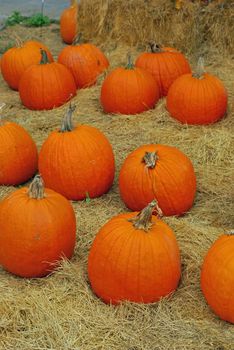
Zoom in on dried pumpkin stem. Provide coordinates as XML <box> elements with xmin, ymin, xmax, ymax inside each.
<box><xmin>149</xmin><ymin>42</ymin><xmax>163</xmax><ymax>53</ymax></box>
<box><xmin>142</xmin><ymin>151</ymin><xmax>158</xmax><ymax>169</ymax></box>
<box><xmin>28</xmin><ymin>175</ymin><xmax>45</xmax><ymax>199</ymax></box>
<box><xmin>126</xmin><ymin>54</ymin><xmax>134</xmax><ymax>69</ymax></box>
<box><xmin>60</xmin><ymin>103</ymin><xmax>76</xmax><ymax>132</ymax></box>
<box><xmin>192</xmin><ymin>57</ymin><xmax>205</xmax><ymax>79</ymax></box>
<box><xmin>40</xmin><ymin>49</ymin><xmax>49</xmax><ymax>64</ymax></box>
<box><xmin>129</xmin><ymin>200</ymin><xmax>163</xmax><ymax>232</ymax></box>
<box><xmin>0</xmin><ymin>103</ymin><xmax>6</xmax><ymax>124</ymax></box>
<box><xmin>72</xmin><ymin>32</ymin><xmax>82</xmax><ymax>46</ymax></box>
<box><xmin>226</xmin><ymin>230</ymin><xmax>234</xmax><ymax>235</ymax></box>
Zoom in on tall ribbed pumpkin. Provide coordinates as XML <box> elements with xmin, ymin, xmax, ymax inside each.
<box><xmin>60</xmin><ymin>0</ymin><xmax>78</xmax><ymax>44</ymax></box>
<box><xmin>0</xmin><ymin>175</ymin><xmax>76</xmax><ymax>278</ymax></box>
<box><xmin>101</xmin><ymin>56</ymin><xmax>159</xmax><ymax>115</ymax></box>
<box><xmin>19</xmin><ymin>50</ymin><xmax>76</xmax><ymax>110</ymax></box>
<box><xmin>88</xmin><ymin>200</ymin><xmax>181</xmax><ymax>304</ymax></box>
<box><xmin>119</xmin><ymin>144</ymin><xmax>196</xmax><ymax>216</ymax></box>
<box><xmin>38</xmin><ymin>105</ymin><xmax>115</xmax><ymax>200</ymax></box>
<box><xmin>135</xmin><ymin>43</ymin><xmax>191</xmax><ymax>97</ymax></box>
<box><xmin>1</xmin><ymin>40</ymin><xmax>53</xmax><ymax>90</ymax></box>
<box><xmin>166</xmin><ymin>58</ymin><xmax>228</xmax><ymax>124</ymax></box>
<box><xmin>201</xmin><ymin>230</ymin><xmax>234</xmax><ymax>324</ymax></box>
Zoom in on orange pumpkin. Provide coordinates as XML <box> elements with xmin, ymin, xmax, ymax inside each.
<box><xmin>119</xmin><ymin>144</ymin><xmax>196</xmax><ymax>216</ymax></box>
<box><xmin>166</xmin><ymin>58</ymin><xmax>228</xmax><ymax>124</ymax></box>
<box><xmin>38</xmin><ymin>104</ymin><xmax>115</xmax><ymax>200</ymax></box>
<box><xmin>58</xmin><ymin>37</ymin><xmax>109</xmax><ymax>89</ymax></box>
<box><xmin>135</xmin><ymin>43</ymin><xmax>191</xmax><ymax>97</ymax></box>
<box><xmin>201</xmin><ymin>230</ymin><xmax>234</xmax><ymax>323</ymax></box>
<box><xmin>88</xmin><ymin>200</ymin><xmax>181</xmax><ymax>304</ymax></box>
<box><xmin>19</xmin><ymin>50</ymin><xmax>76</xmax><ymax>110</ymax></box>
<box><xmin>0</xmin><ymin>116</ymin><xmax>38</xmax><ymax>185</ymax></box>
<box><xmin>60</xmin><ymin>0</ymin><xmax>78</xmax><ymax>44</ymax></box>
<box><xmin>1</xmin><ymin>40</ymin><xmax>53</xmax><ymax>90</ymax></box>
<box><xmin>101</xmin><ymin>56</ymin><xmax>159</xmax><ymax>114</ymax></box>
<box><xmin>0</xmin><ymin>175</ymin><xmax>76</xmax><ymax>278</ymax></box>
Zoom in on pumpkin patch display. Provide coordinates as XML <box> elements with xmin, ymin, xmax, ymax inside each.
<box><xmin>201</xmin><ymin>230</ymin><xmax>234</xmax><ymax>324</ymax></box>
<box><xmin>19</xmin><ymin>50</ymin><xmax>76</xmax><ymax>110</ymax></box>
<box><xmin>1</xmin><ymin>40</ymin><xmax>53</xmax><ymax>90</ymax></box>
<box><xmin>0</xmin><ymin>116</ymin><xmax>38</xmax><ymax>185</ymax></box>
<box><xmin>166</xmin><ymin>58</ymin><xmax>228</xmax><ymax>124</ymax></box>
<box><xmin>101</xmin><ymin>56</ymin><xmax>159</xmax><ymax>114</ymax></box>
<box><xmin>60</xmin><ymin>0</ymin><xmax>78</xmax><ymax>44</ymax></box>
<box><xmin>38</xmin><ymin>104</ymin><xmax>115</xmax><ymax>200</ymax></box>
<box><xmin>0</xmin><ymin>175</ymin><xmax>76</xmax><ymax>278</ymax></box>
<box><xmin>88</xmin><ymin>200</ymin><xmax>181</xmax><ymax>304</ymax></box>
<box><xmin>135</xmin><ymin>43</ymin><xmax>191</xmax><ymax>97</ymax></box>
<box><xmin>119</xmin><ymin>144</ymin><xmax>196</xmax><ymax>216</ymax></box>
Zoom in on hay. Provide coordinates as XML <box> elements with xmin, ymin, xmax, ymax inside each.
<box><xmin>0</xmin><ymin>16</ymin><xmax>234</xmax><ymax>350</ymax></box>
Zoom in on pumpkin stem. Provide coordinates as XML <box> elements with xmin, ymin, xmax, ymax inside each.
<box><xmin>40</xmin><ymin>49</ymin><xmax>49</xmax><ymax>64</ymax></box>
<box><xmin>126</xmin><ymin>54</ymin><xmax>134</xmax><ymax>70</ymax></box>
<box><xmin>72</xmin><ymin>32</ymin><xmax>82</xmax><ymax>46</ymax></box>
<box><xmin>60</xmin><ymin>103</ymin><xmax>76</xmax><ymax>132</ymax></box>
<box><xmin>142</xmin><ymin>151</ymin><xmax>158</xmax><ymax>169</ymax></box>
<box><xmin>193</xmin><ymin>57</ymin><xmax>205</xmax><ymax>79</ymax></box>
<box><xmin>28</xmin><ymin>175</ymin><xmax>45</xmax><ymax>199</ymax></box>
<box><xmin>226</xmin><ymin>230</ymin><xmax>234</xmax><ymax>235</ymax></box>
<box><xmin>149</xmin><ymin>42</ymin><xmax>163</xmax><ymax>53</ymax></box>
<box><xmin>0</xmin><ymin>103</ymin><xmax>6</xmax><ymax>124</ymax></box>
<box><xmin>129</xmin><ymin>200</ymin><xmax>163</xmax><ymax>232</ymax></box>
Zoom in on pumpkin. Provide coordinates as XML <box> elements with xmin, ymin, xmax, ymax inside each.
<box><xmin>19</xmin><ymin>50</ymin><xmax>76</xmax><ymax>110</ymax></box>
<box><xmin>201</xmin><ymin>230</ymin><xmax>234</xmax><ymax>323</ymax></box>
<box><xmin>58</xmin><ymin>36</ymin><xmax>109</xmax><ymax>89</ymax></box>
<box><xmin>0</xmin><ymin>175</ymin><xmax>76</xmax><ymax>278</ymax></box>
<box><xmin>135</xmin><ymin>43</ymin><xmax>191</xmax><ymax>97</ymax></box>
<box><xmin>119</xmin><ymin>144</ymin><xmax>196</xmax><ymax>216</ymax></box>
<box><xmin>101</xmin><ymin>56</ymin><xmax>159</xmax><ymax>114</ymax></box>
<box><xmin>88</xmin><ymin>200</ymin><xmax>181</xmax><ymax>304</ymax></box>
<box><xmin>60</xmin><ymin>0</ymin><xmax>78</xmax><ymax>44</ymax></box>
<box><xmin>166</xmin><ymin>58</ymin><xmax>228</xmax><ymax>124</ymax></box>
<box><xmin>38</xmin><ymin>104</ymin><xmax>115</xmax><ymax>200</ymax></box>
<box><xmin>1</xmin><ymin>40</ymin><xmax>53</xmax><ymax>90</ymax></box>
<box><xmin>0</xmin><ymin>114</ymin><xmax>38</xmax><ymax>185</ymax></box>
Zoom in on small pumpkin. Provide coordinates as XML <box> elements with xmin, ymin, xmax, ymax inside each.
<box><xmin>1</xmin><ymin>40</ymin><xmax>53</xmax><ymax>90</ymax></box>
<box><xmin>166</xmin><ymin>58</ymin><xmax>228</xmax><ymax>124</ymax></box>
<box><xmin>88</xmin><ymin>200</ymin><xmax>181</xmax><ymax>304</ymax></box>
<box><xmin>38</xmin><ymin>104</ymin><xmax>115</xmax><ymax>200</ymax></box>
<box><xmin>135</xmin><ymin>43</ymin><xmax>191</xmax><ymax>97</ymax></box>
<box><xmin>0</xmin><ymin>110</ymin><xmax>38</xmax><ymax>185</ymax></box>
<box><xmin>119</xmin><ymin>144</ymin><xmax>196</xmax><ymax>216</ymax></box>
<box><xmin>201</xmin><ymin>230</ymin><xmax>234</xmax><ymax>323</ymax></box>
<box><xmin>0</xmin><ymin>175</ymin><xmax>76</xmax><ymax>278</ymax></box>
<box><xmin>101</xmin><ymin>56</ymin><xmax>159</xmax><ymax>114</ymax></box>
<box><xmin>60</xmin><ymin>0</ymin><xmax>78</xmax><ymax>44</ymax></box>
<box><xmin>19</xmin><ymin>50</ymin><xmax>76</xmax><ymax>110</ymax></box>
<box><xmin>58</xmin><ymin>35</ymin><xmax>109</xmax><ymax>89</ymax></box>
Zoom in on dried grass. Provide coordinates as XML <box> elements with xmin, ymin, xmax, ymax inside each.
<box><xmin>0</xmin><ymin>7</ymin><xmax>234</xmax><ymax>350</ymax></box>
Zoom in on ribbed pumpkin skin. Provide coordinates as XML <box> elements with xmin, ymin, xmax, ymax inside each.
<box><xmin>0</xmin><ymin>187</ymin><xmax>76</xmax><ymax>278</ymax></box>
<box><xmin>119</xmin><ymin>144</ymin><xmax>196</xmax><ymax>216</ymax></box>
<box><xmin>0</xmin><ymin>121</ymin><xmax>38</xmax><ymax>185</ymax></box>
<box><xmin>101</xmin><ymin>67</ymin><xmax>159</xmax><ymax>114</ymax></box>
<box><xmin>88</xmin><ymin>212</ymin><xmax>181</xmax><ymax>304</ymax></box>
<box><xmin>38</xmin><ymin>125</ymin><xmax>115</xmax><ymax>200</ymax></box>
<box><xmin>135</xmin><ymin>47</ymin><xmax>191</xmax><ymax>97</ymax></box>
<box><xmin>58</xmin><ymin>44</ymin><xmax>108</xmax><ymax>89</ymax></box>
<box><xmin>19</xmin><ymin>62</ymin><xmax>76</xmax><ymax>110</ymax></box>
<box><xmin>201</xmin><ymin>233</ymin><xmax>234</xmax><ymax>323</ymax></box>
<box><xmin>1</xmin><ymin>41</ymin><xmax>53</xmax><ymax>90</ymax></box>
<box><xmin>166</xmin><ymin>73</ymin><xmax>227</xmax><ymax>124</ymax></box>
<box><xmin>60</xmin><ymin>0</ymin><xmax>78</xmax><ymax>44</ymax></box>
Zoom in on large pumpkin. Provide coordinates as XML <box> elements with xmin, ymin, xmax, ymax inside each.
<box><xmin>201</xmin><ymin>230</ymin><xmax>234</xmax><ymax>323</ymax></box>
<box><xmin>60</xmin><ymin>0</ymin><xmax>78</xmax><ymax>44</ymax></box>
<box><xmin>58</xmin><ymin>37</ymin><xmax>109</xmax><ymax>89</ymax></box>
<box><xmin>0</xmin><ymin>175</ymin><xmax>76</xmax><ymax>278</ymax></box>
<box><xmin>38</xmin><ymin>104</ymin><xmax>115</xmax><ymax>200</ymax></box>
<box><xmin>19</xmin><ymin>50</ymin><xmax>76</xmax><ymax>110</ymax></box>
<box><xmin>101</xmin><ymin>56</ymin><xmax>159</xmax><ymax>114</ymax></box>
<box><xmin>1</xmin><ymin>40</ymin><xmax>53</xmax><ymax>90</ymax></box>
<box><xmin>166</xmin><ymin>58</ymin><xmax>228</xmax><ymax>124</ymax></box>
<box><xmin>119</xmin><ymin>144</ymin><xmax>196</xmax><ymax>216</ymax></box>
<box><xmin>0</xmin><ymin>116</ymin><xmax>38</xmax><ymax>185</ymax></box>
<box><xmin>135</xmin><ymin>43</ymin><xmax>191</xmax><ymax>97</ymax></box>
<box><xmin>88</xmin><ymin>200</ymin><xmax>181</xmax><ymax>304</ymax></box>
